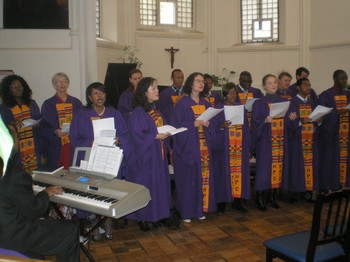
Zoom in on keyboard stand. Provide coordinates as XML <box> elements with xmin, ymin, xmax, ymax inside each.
<box><xmin>51</xmin><ymin>203</ymin><xmax>105</xmax><ymax>262</ymax></box>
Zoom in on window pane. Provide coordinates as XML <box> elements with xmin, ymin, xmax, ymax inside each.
<box><xmin>160</xmin><ymin>2</ymin><xmax>175</xmax><ymax>24</ymax></box>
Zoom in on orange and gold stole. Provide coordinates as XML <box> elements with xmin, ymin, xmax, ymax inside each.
<box><xmin>56</xmin><ymin>102</ymin><xmax>73</xmax><ymax>168</ymax></box>
<box><xmin>239</xmin><ymin>93</ymin><xmax>253</xmax><ymax>124</ymax></box>
<box><xmin>299</xmin><ymin>104</ymin><xmax>314</xmax><ymax>190</ymax></box>
<box><xmin>335</xmin><ymin>95</ymin><xmax>349</xmax><ymax>186</ymax></box>
<box><xmin>11</xmin><ymin>105</ymin><xmax>38</xmax><ymax>172</ymax></box>
<box><xmin>148</xmin><ymin>108</ymin><xmax>165</xmax><ymax>160</ymax></box>
<box><xmin>269</xmin><ymin>103</ymin><xmax>284</xmax><ymax>188</ymax></box>
<box><xmin>228</xmin><ymin>125</ymin><xmax>244</xmax><ymax>198</ymax></box>
<box><xmin>191</xmin><ymin>104</ymin><xmax>210</xmax><ymax>212</ymax></box>
<box><xmin>204</xmin><ymin>97</ymin><xmax>216</xmax><ymax>107</ymax></box>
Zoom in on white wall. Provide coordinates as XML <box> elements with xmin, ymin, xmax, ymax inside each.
<box><xmin>309</xmin><ymin>0</ymin><xmax>350</xmax><ymax>93</ymax></box>
<box><xmin>0</xmin><ymin>0</ymin><xmax>97</xmax><ymax>107</ymax></box>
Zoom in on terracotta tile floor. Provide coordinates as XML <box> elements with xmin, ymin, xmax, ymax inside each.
<box><xmin>77</xmin><ymin>196</ymin><xmax>314</xmax><ymax>262</ymax></box>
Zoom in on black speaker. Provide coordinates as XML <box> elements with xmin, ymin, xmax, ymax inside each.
<box><xmin>104</xmin><ymin>63</ymin><xmax>137</xmax><ymax>109</ymax></box>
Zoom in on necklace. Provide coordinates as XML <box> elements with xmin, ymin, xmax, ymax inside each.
<box><xmin>97</xmin><ymin>106</ymin><xmax>105</xmax><ymax>117</ymax></box>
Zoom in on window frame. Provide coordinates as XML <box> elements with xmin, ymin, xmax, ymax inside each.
<box><xmin>139</xmin><ymin>0</ymin><xmax>194</xmax><ymax>30</ymax></box>
<box><xmin>240</xmin><ymin>0</ymin><xmax>279</xmax><ymax>44</ymax></box>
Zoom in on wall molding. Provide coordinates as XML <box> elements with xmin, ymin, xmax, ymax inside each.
<box><xmin>309</xmin><ymin>41</ymin><xmax>350</xmax><ymax>50</ymax></box>
<box><xmin>136</xmin><ymin>29</ymin><xmax>205</xmax><ymax>40</ymax></box>
<box><xmin>218</xmin><ymin>44</ymin><xmax>300</xmax><ymax>53</ymax></box>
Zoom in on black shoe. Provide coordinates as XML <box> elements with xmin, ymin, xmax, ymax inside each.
<box><xmin>231</xmin><ymin>198</ymin><xmax>248</xmax><ymax>213</ymax></box>
<box><xmin>255</xmin><ymin>191</ymin><xmax>267</xmax><ymax>211</ymax></box>
<box><xmin>151</xmin><ymin>222</ymin><xmax>161</xmax><ymax>229</ymax></box>
<box><xmin>137</xmin><ymin>221</ymin><xmax>150</xmax><ymax>232</ymax></box>
<box><xmin>159</xmin><ymin>217</ymin><xmax>180</xmax><ymax>230</ymax></box>
<box><xmin>216</xmin><ymin>202</ymin><xmax>226</xmax><ymax>215</ymax></box>
<box><xmin>267</xmin><ymin>189</ymin><xmax>280</xmax><ymax>209</ymax></box>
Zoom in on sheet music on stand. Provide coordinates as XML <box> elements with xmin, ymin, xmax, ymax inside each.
<box><xmin>86</xmin><ymin>141</ymin><xmax>123</xmax><ymax>177</ymax></box>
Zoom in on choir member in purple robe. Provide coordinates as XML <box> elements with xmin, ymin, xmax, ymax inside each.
<box><xmin>318</xmin><ymin>69</ymin><xmax>350</xmax><ymax>190</ymax></box>
<box><xmin>41</xmin><ymin>72</ymin><xmax>83</xmax><ymax>169</ymax></box>
<box><xmin>158</xmin><ymin>69</ymin><xmax>184</xmax><ymax>123</ymax></box>
<box><xmin>117</xmin><ymin>68</ymin><xmax>142</xmax><ymax>123</ymax></box>
<box><xmin>125</xmin><ymin>77</ymin><xmax>173</xmax><ymax>232</ymax></box>
<box><xmin>204</xmin><ymin>74</ymin><xmax>222</xmax><ymax>107</ymax></box>
<box><xmin>0</xmin><ymin>75</ymin><xmax>42</xmax><ymax>172</ymax></box>
<box><xmin>70</xmin><ymin>82</ymin><xmax>128</xmax><ymax>240</ymax></box>
<box><xmin>235</xmin><ymin>71</ymin><xmax>263</xmax><ymax>105</ymax></box>
<box><xmin>211</xmin><ymin>82</ymin><xmax>251</xmax><ymax>214</ymax></box>
<box><xmin>277</xmin><ymin>71</ymin><xmax>293</xmax><ymax>100</ymax></box>
<box><xmin>289</xmin><ymin>67</ymin><xmax>318</xmax><ymax>101</ymax></box>
<box><xmin>251</xmin><ymin>74</ymin><xmax>296</xmax><ymax>211</ymax></box>
<box><xmin>288</xmin><ymin>78</ymin><xmax>319</xmax><ymax>201</ymax></box>
<box><xmin>171</xmin><ymin>72</ymin><xmax>216</xmax><ymax>222</ymax></box>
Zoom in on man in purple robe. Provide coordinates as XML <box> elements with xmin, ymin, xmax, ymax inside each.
<box><xmin>204</xmin><ymin>74</ymin><xmax>222</xmax><ymax>107</ymax></box>
<box><xmin>235</xmin><ymin>71</ymin><xmax>263</xmax><ymax>105</ymax></box>
<box><xmin>158</xmin><ymin>69</ymin><xmax>184</xmax><ymax>123</ymax></box>
<box><xmin>318</xmin><ymin>69</ymin><xmax>350</xmax><ymax>190</ymax></box>
<box><xmin>288</xmin><ymin>78</ymin><xmax>319</xmax><ymax>201</ymax></box>
<box><xmin>289</xmin><ymin>67</ymin><xmax>318</xmax><ymax>101</ymax></box>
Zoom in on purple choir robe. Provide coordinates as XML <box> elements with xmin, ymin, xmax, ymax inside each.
<box><xmin>289</xmin><ymin>83</ymin><xmax>318</xmax><ymax>101</ymax></box>
<box><xmin>318</xmin><ymin>87</ymin><xmax>350</xmax><ymax>190</ymax></box>
<box><xmin>118</xmin><ymin>89</ymin><xmax>134</xmax><ymax>123</ymax></box>
<box><xmin>41</xmin><ymin>95</ymin><xmax>83</xmax><ymax>168</ymax></box>
<box><xmin>288</xmin><ymin>96</ymin><xmax>319</xmax><ymax>192</ymax></box>
<box><xmin>276</xmin><ymin>88</ymin><xmax>293</xmax><ymax>100</ymax></box>
<box><xmin>170</xmin><ymin>96</ymin><xmax>216</xmax><ymax>219</ymax></box>
<box><xmin>69</xmin><ymin>106</ymin><xmax>129</xmax><ymax>169</ymax></box>
<box><xmin>126</xmin><ymin>106</ymin><xmax>171</xmax><ymax>222</ymax></box>
<box><xmin>158</xmin><ymin>86</ymin><xmax>181</xmax><ymax>123</ymax></box>
<box><xmin>251</xmin><ymin>96</ymin><xmax>291</xmax><ymax>191</ymax></box>
<box><xmin>0</xmin><ymin>100</ymin><xmax>42</xmax><ymax>169</ymax></box>
<box><xmin>211</xmin><ymin>102</ymin><xmax>251</xmax><ymax>202</ymax></box>
<box><xmin>236</xmin><ymin>85</ymin><xmax>263</xmax><ymax>104</ymax></box>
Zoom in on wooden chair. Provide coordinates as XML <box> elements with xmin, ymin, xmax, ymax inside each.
<box><xmin>264</xmin><ymin>188</ymin><xmax>350</xmax><ymax>261</ymax></box>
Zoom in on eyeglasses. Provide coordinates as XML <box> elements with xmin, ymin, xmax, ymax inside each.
<box><xmin>194</xmin><ymin>80</ymin><xmax>206</xmax><ymax>84</ymax></box>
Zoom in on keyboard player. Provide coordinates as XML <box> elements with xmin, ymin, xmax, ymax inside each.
<box><xmin>0</xmin><ymin>119</ymin><xmax>80</xmax><ymax>261</ymax></box>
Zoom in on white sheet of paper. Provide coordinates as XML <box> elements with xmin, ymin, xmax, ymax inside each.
<box><xmin>269</xmin><ymin>101</ymin><xmax>290</xmax><ymax>118</ymax></box>
<box><xmin>61</xmin><ymin>123</ymin><xmax>70</xmax><ymax>133</ymax></box>
<box><xmin>308</xmin><ymin>105</ymin><xmax>333</xmax><ymax>122</ymax></box>
<box><xmin>22</xmin><ymin>118</ymin><xmax>42</xmax><ymax>128</ymax></box>
<box><xmin>94</xmin><ymin>136</ymin><xmax>115</xmax><ymax>146</ymax></box>
<box><xmin>0</xmin><ymin>116</ymin><xmax>14</xmax><ymax>176</ymax></box>
<box><xmin>92</xmin><ymin>117</ymin><xmax>115</xmax><ymax>139</ymax></box>
<box><xmin>196</xmin><ymin>107</ymin><xmax>224</xmax><ymax>122</ymax></box>
<box><xmin>224</xmin><ymin>105</ymin><xmax>244</xmax><ymax>125</ymax></box>
<box><xmin>245</xmin><ymin>98</ymin><xmax>260</xmax><ymax>112</ymax></box>
<box><xmin>345</xmin><ymin>103</ymin><xmax>350</xmax><ymax>110</ymax></box>
<box><xmin>157</xmin><ymin>125</ymin><xmax>188</xmax><ymax>135</ymax></box>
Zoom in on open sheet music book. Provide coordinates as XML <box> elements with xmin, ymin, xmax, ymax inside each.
<box><xmin>308</xmin><ymin>105</ymin><xmax>333</xmax><ymax>122</ymax></box>
<box><xmin>224</xmin><ymin>105</ymin><xmax>244</xmax><ymax>125</ymax></box>
<box><xmin>269</xmin><ymin>101</ymin><xmax>290</xmax><ymax>118</ymax></box>
<box><xmin>196</xmin><ymin>107</ymin><xmax>224</xmax><ymax>122</ymax></box>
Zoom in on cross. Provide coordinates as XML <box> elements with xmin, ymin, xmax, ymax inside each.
<box><xmin>164</xmin><ymin>46</ymin><xmax>179</xmax><ymax>69</ymax></box>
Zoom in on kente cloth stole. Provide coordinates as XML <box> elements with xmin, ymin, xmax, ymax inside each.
<box><xmin>228</xmin><ymin>125</ymin><xmax>243</xmax><ymax>198</ymax></box>
<box><xmin>299</xmin><ymin>104</ymin><xmax>314</xmax><ymax>190</ymax></box>
<box><xmin>335</xmin><ymin>95</ymin><xmax>349</xmax><ymax>185</ymax></box>
<box><xmin>148</xmin><ymin>109</ymin><xmax>165</xmax><ymax>160</ymax></box>
<box><xmin>204</xmin><ymin>97</ymin><xmax>216</xmax><ymax>107</ymax></box>
<box><xmin>56</xmin><ymin>103</ymin><xmax>73</xmax><ymax>146</ymax></box>
<box><xmin>269</xmin><ymin>104</ymin><xmax>284</xmax><ymax>188</ymax></box>
<box><xmin>280</xmin><ymin>94</ymin><xmax>292</xmax><ymax>100</ymax></box>
<box><xmin>191</xmin><ymin>104</ymin><xmax>210</xmax><ymax>212</ymax></box>
<box><xmin>171</xmin><ymin>95</ymin><xmax>181</xmax><ymax>104</ymax></box>
<box><xmin>11</xmin><ymin>105</ymin><xmax>38</xmax><ymax>172</ymax></box>
<box><xmin>238</xmin><ymin>93</ymin><xmax>253</xmax><ymax>105</ymax></box>
<box><xmin>239</xmin><ymin>93</ymin><xmax>253</xmax><ymax>125</ymax></box>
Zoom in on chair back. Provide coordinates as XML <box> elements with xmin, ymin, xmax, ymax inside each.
<box><xmin>307</xmin><ymin>188</ymin><xmax>350</xmax><ymax>260</ymax></box>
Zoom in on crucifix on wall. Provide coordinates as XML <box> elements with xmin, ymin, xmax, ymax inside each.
<box><xmin>164</xmin><ymin>46</ymin><xmax>180</xmax><ymax>69</ymax></box>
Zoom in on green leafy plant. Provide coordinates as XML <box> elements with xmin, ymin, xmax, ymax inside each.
<box><xmin>117</xmin><ymin>46</ymin><xmax>143</xmax><ymax>68</ymax></box>
<box><xmin>211</xmin><ymin>68</ymin><xmax>235</xmax><ymax>86</ymax></box>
